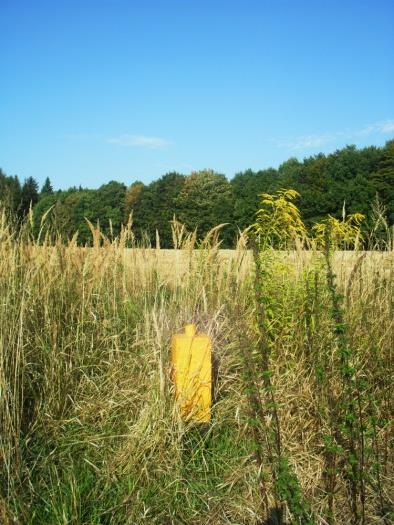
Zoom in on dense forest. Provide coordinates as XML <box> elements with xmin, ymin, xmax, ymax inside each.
<box><xmin>1</xmin><ymin>140</ymin><xmax>393</xmax><ymax>247</ymax></box>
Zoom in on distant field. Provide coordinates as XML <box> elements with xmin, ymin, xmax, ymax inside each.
<box><xmin>123</xmin><ymin>248</ymin><xmax>393</xmax><ymax>284</ymax></box>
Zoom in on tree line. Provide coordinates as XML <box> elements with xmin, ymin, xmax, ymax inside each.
<box><xmin>1</xmin><ymin>140</ymin><xmax>393</xmax><ymax>247</ymax></box>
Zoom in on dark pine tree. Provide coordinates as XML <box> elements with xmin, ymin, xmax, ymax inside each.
<box><xmin>40</xmin><ymin>177</ymin><xmax>54</xmax><ymax>196</ymax></box>
<box><xmin>20</xmin><ymin>177</ymin><xmax>39</xmax><ymax>218</ymax></box>
<box><xmin>0</xmin><ymin>169</ymin><xmax>22</xmax><ymax>212</ymax></box>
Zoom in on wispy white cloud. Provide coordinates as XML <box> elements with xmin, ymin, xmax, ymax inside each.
<box><xmin>107</xmin><ymin>134</ymin><xmax>170</xmax><ymax>149</ymax></box>
<box><xmin>380</xmin><ymin>120</ymin><xmax>394</xmax><ymax>133</ymax></box>
<box><xmin>357</xmin><ymin>119</ymin><xmax>394</xmax><ymax>136</ymax></box>
<box><xmin>277</xmin><ymin>119</ymin><xmax>394</xmax><ymax>151</ymax></box>
<box><xmin>278</xmin><ymin>134</ymin><xmax>334</xmax><ymax>150</ymax></box>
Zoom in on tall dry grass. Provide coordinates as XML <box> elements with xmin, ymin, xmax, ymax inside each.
<box><xmin>0</xmin><ymin>212</ymin><xmax>392</xmax><ymax>524</ymax></box>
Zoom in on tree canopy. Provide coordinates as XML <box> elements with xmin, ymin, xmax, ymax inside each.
<box><xmin>1</xmin><ymin>140</ymin><xmax>393</xmax><ymax>246</ymax></box>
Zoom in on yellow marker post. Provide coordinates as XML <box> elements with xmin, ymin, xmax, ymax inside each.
<box><xmin>171</xmin><ymin>324</ymin><xmax>212</xmax><ymax>422</ymax></box>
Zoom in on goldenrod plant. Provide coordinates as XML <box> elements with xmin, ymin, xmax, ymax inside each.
<box><xmin>312</xmin><ymin>212</ymin><xmax>364</xmax><ymax>250</ymax></box>
<box><xmin>251</xmin><ymin>192</ymin><xmax>316</xmax><ymax>523</ymax></box>
<box><xmin>254</xmin><ymin>189</ymin><xmax>307</xmax><ymax>249</ymax></box>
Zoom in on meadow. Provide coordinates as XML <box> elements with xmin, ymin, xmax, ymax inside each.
<box><xmin>0</xmin><ymin>215</ymin><xmax>393</xmax><ymax>525</ymax></box>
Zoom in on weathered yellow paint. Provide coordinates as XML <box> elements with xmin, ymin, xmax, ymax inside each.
<box><xmin>171</xmin><ymin>324</ymin><xmax>212</xmax><ymax>422</ymax></box>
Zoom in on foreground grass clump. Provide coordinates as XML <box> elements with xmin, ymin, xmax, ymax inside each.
<box><xmin>0</xmin><ymin>215</ymin><xmax>393</xmax><ymax>524</ymax></box>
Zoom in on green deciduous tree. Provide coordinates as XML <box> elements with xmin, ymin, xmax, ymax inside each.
<box><xmin>124</xmin><ymin>181</ymin><xmax>145</xmax><ymax>222</ymax></box>
<box><xmin>133</xmin><ymin>172</ymin><xmax>185</xmax><ymax>247</ymax></box>
<box><xmin>175</xmin><ymin>170</ymin><xmax>235</xmax><ymax>246</ymax></box>
<box><xmin>33</xmin><ymin>182</ymin><xmax>126</xmax><ymax>243</ymax></box>
<box><xmin>371</xmin><ymin>140</ymin><xmax>394</xmax><ymax>222</ymax></box>
<box><xmin>231</xmin><ymin>168</ymin><xmax>279</xmax><ymax>231</ymax></box>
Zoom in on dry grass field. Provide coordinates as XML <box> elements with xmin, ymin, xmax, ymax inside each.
<box><xmin>0</xmin><ymin>218</ymin><xmax>393</xmax><ymax>524</ymax></box>
<box><xmin>123</xmin><ymin>247</ymin><xmax>393</xmax><ymax>283</ymax></box>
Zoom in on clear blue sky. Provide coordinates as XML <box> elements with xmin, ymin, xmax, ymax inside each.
<box><xmin>1</xmin><ymin>0</ymin><xmax>393</xmax><ymax>190</ymax></box>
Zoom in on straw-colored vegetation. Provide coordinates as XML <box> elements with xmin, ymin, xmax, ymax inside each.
<box><xmin>0</xmin><ymin>209</ymin><xmax>393</xmax><ymax>525</ymax></box>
